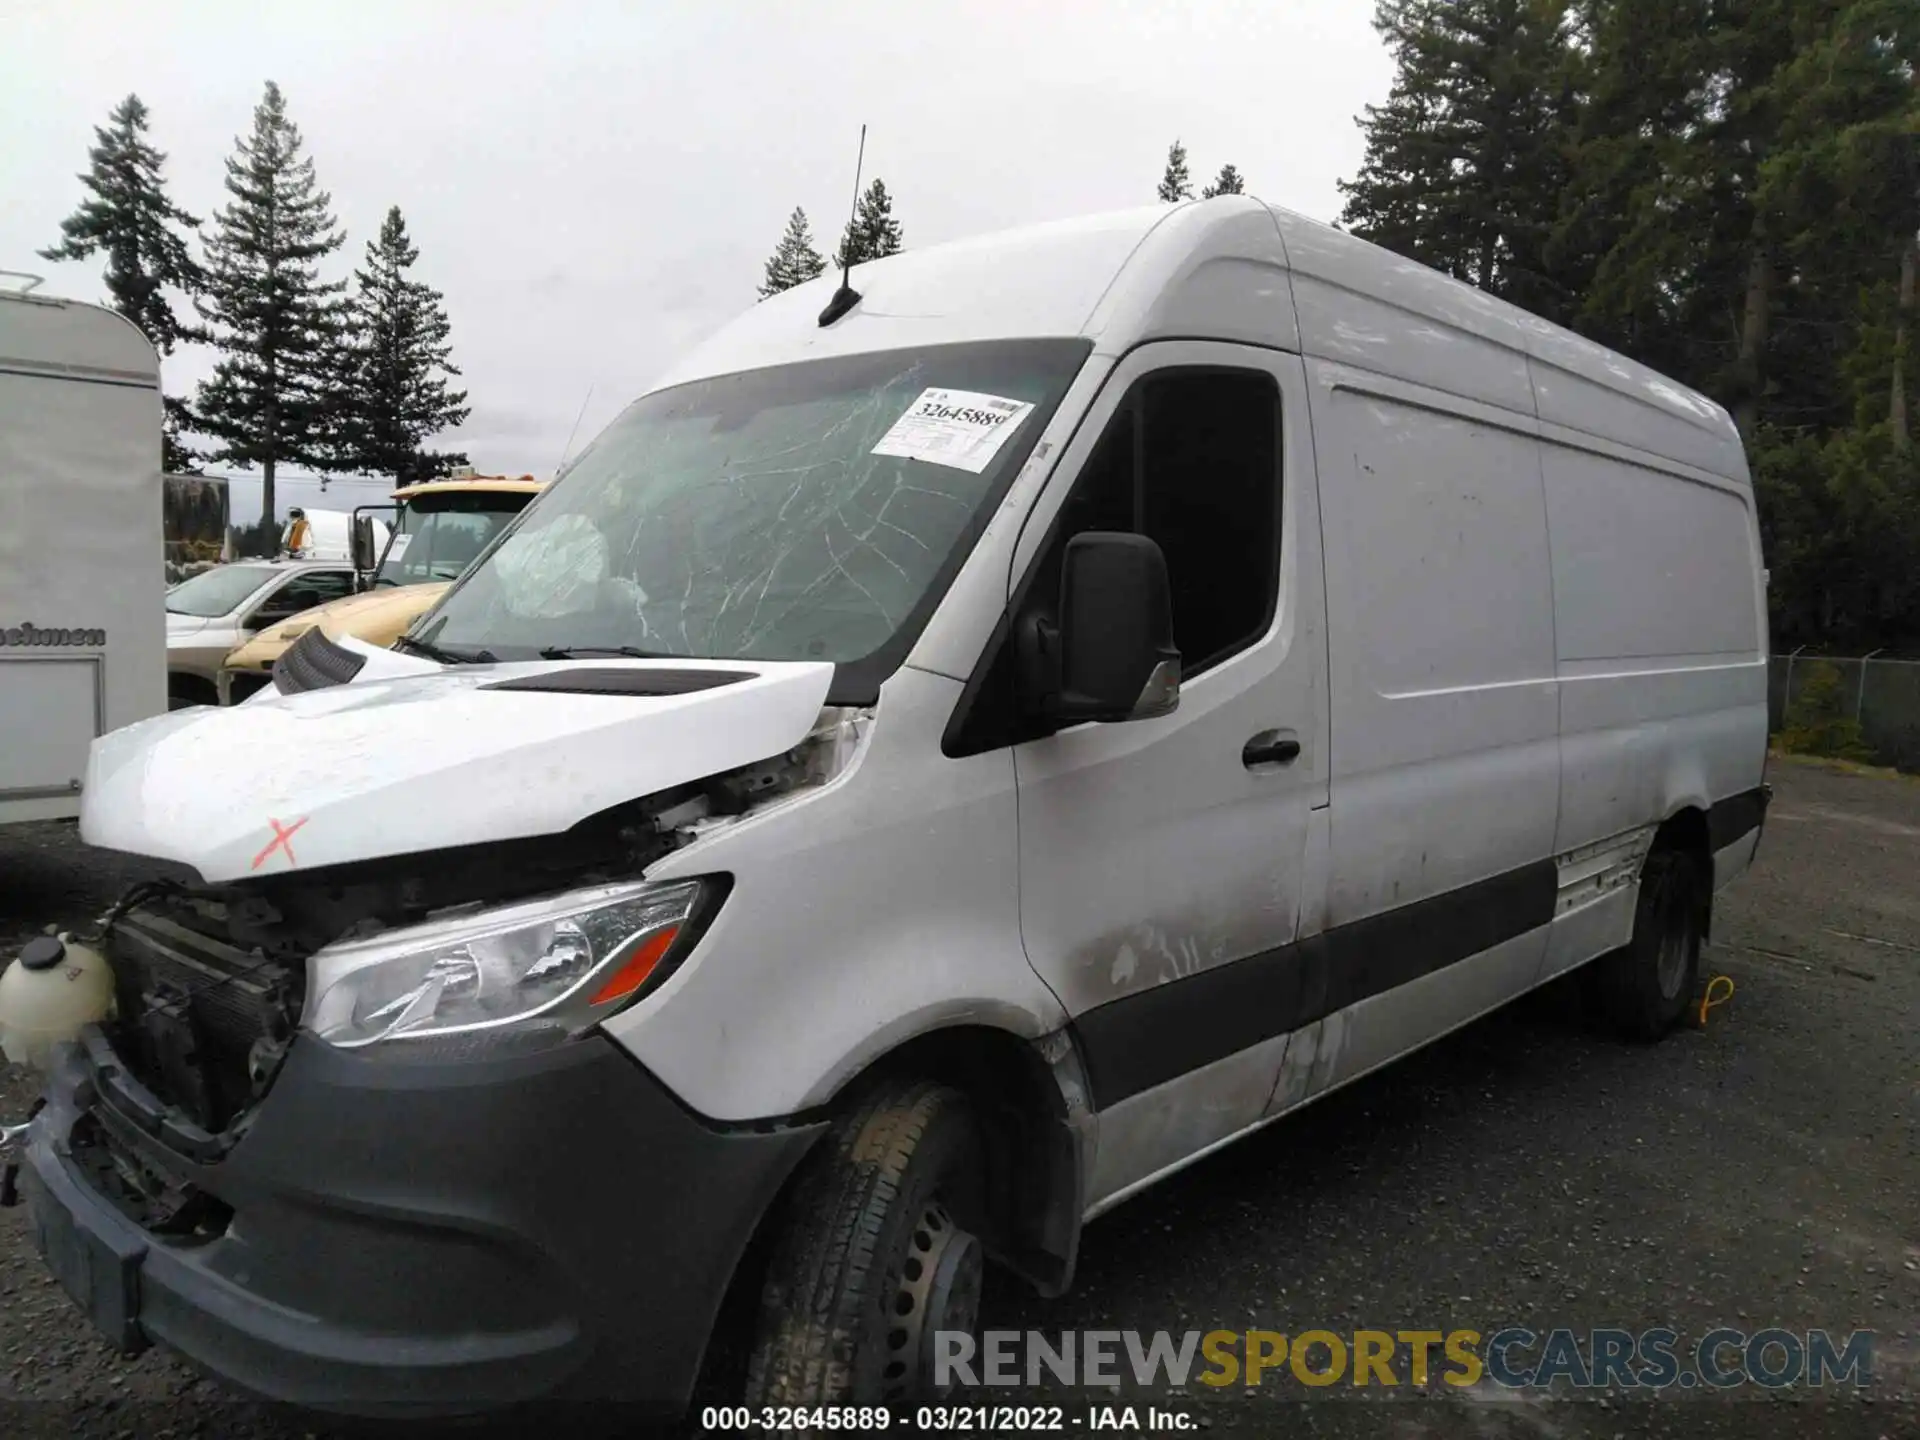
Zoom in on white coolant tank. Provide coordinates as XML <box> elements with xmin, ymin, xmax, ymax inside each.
<box><xmin>0</xmin><ymin>933</ymin><xmax>115</xmax><ymax>1071</ymax></box>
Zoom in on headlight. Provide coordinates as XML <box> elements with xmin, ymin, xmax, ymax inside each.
<box><xmin>305</xmin><ymin>878</ymin><xmax>713</xmax><ymax>1051</ymax></box>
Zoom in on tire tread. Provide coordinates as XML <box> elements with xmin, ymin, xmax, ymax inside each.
<box><xmin>744</xmin><ymin>1081</ymin><xmax>966</xmax><ymax>1406</ymax></box>
<box><xmin>1593</xmin><ymin>847</ymin><xmax>1705</xmax><ymax>1042</ymax></box>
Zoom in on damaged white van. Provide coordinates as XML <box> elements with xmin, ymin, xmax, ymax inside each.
<box><xmin>7</xmin><ymin>197</ymin><xmax>1770</xmax><ymax>1419</ymax></box>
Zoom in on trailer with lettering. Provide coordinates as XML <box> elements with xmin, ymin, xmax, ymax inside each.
<box><xmin>0</xmin><ymin>275</ymin><xmax>166</xmax><ymax>826</ymax></box>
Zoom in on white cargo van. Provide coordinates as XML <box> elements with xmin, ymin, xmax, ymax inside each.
<box><xmin>9</xmin><ymin>199</ymin><xmax>1769</xmax><ymax>1419</ymax></box>
<box><xmin>0</xmin><ymin>280</ymin><xmax>165</xmax><ymax>826</ymax></box>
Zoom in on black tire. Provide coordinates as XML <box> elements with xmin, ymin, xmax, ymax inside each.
<box><xmin>744</xmin><ymin>1081</ymin><xmax>986</xmax><ymax>1408</ymax></box>
<box><xmin>1591</xmin><ymin>847</ymin><xmax>1707</xmax><ymax>1041</ymax></box>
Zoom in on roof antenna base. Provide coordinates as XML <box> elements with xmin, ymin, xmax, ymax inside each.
<box><xmin>819</xmin><ymin>123</ymin><xmax>868</xmax><ymax>329</ymax></box>
<box><xmin>817</xmin><ymin>275</ymin><xmax>862</xmax><ymax>327</ymax></box>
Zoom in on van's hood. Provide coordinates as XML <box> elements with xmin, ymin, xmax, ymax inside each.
<box><xmin>81</xmin><ymin>658</ymin><xmax>836</xmax><ymax>882</ymax></box>
<box><xmin>226</xmin><ymin>584</ymin><xmax>449</xmax><ymax>669</ymax></box>
<box><xmin>164</xmin><ymin>612</ymin><xmax>211</xmax><ymax>635</ymax></box>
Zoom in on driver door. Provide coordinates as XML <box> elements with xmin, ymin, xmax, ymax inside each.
<box><xmin>1006</xmin><ymin>342</ymin><xmax>1329</xmax><ymax>1210</ymax></box>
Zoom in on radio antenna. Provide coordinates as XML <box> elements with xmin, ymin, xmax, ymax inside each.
<box><xmin>818</xmin><ymin>124</ymin><xmax>867</xmax><ymax>328</ymax></box>
<box><xmin>556</xmin><ymin>384</ymin><xmax>594</xmax><ymax>473</ymax></box>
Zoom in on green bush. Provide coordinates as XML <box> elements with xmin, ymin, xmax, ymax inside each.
<box><xmin>1779</xmin><ymin>661</ymin><xmax>1876</xmax><ymax>762</ymax></box>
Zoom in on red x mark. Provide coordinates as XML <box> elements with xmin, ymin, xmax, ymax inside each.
<box><xmin>251</xmin><ymin>816</ymin><xmax>309</xmax><ymax>871</ymax></box>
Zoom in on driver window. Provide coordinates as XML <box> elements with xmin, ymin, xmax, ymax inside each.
<box><xmin>944</xmin><ymin>366</ymin><xmax>1282</xmax><ymax>756</ymax></box>
<box><xmin>1030</xmin><ymin>367</ymin><xmax>1282</xmax><ymax>674</ymax></box>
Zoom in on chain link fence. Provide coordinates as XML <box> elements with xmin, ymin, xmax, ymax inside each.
<box><xmin>1770</xmin><ymin>652</ymin><xmax>1920</xmax><ymax>772</ymax></box>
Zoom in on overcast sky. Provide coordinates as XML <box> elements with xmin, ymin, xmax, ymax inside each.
<box><xmin>2</xmin><ymin>1</ymin><xmax>1391</xmax><ymax>522</ymax></box>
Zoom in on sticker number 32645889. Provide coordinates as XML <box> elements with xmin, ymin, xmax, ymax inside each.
<box><xmin>870</xmin><ymin>387</ymin><xmax>1037</xmax><ymax>475</ymax></box>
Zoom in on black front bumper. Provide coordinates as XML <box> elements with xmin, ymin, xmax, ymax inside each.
<box><xmin>22</xmin><ymin>1030</ymin><xmax>822</xmax><ymax>1419</ymax></box>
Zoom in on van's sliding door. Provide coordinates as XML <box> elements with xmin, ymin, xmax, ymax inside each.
<box><xmin>1286</xmin><ymin>361</ymin><xmax>1561</xmax><ymax>1108</ymax></box>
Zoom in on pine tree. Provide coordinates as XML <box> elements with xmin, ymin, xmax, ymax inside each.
<box><xmin>1545</xmin><ymin>0</ymin><xmax>1714</xmax><ymax>368</ymax></box>
<box><xmin>333</xmin><ymin>207</ymin><xmax>470</xmax><ymax>485</ymax></box>
<box><xmin>1201</xmin><ymin>163</ymin><xmax>1246</xmax><ymax>199</ymax></box>
<box><xmin>1338</xmin><ymin>0</ymin><xmax>1580</xmax><ymax>319</ymax></box>
<box><xmin>1895</xmin><ymin>237</ymin><xmax>1916</xmax><ymax>453</ymax></box>
<box><xmin>40</xmin><ymin>94</ymin><xmax>206</xmax><ymax>471</ymax></box>
<box><xmin>1756</xmin><ymin>0</ymin><xmax>1918</xmax><ymax>437</ymax></box>
<box><xmin>1157</xmin><ymin>141</ymin><xmax>1194</xmax><ymax>202</ymax></box>
<box><xmin>834</xmin><ymin>180</ymin><xmax>904</xmax><ymax>270</ymax></box>
<box><xmin>758</xmin><ymin>207</ymin><xmax>828</xmax><ymax>297</ymax></box>
<box><xmin>193</xmin><ymin>82</ymin><xmax>349</xmax><ymax>528</ymax></box>
<box><xmin>1336</xmin><ymin>0</ymin><xmax>1920</xmax><ymax>651</ymax></box>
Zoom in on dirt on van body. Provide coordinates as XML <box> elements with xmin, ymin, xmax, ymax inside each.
<box><xmin>2</xmin><ymin>758</ymin><xmax>1915</xmax><ymax>1437</ymax></box>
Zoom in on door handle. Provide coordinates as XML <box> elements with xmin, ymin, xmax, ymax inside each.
<box><xmin>1243</xmin><ymin>730</ymin><xmax>1301</xmax><ymax>769</ymax></box>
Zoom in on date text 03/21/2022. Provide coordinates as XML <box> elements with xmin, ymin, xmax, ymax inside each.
<box><xmin>698</xmin><ymin>1406</ymin><xmax>1193</xmax><ymax>1432</ymax></box>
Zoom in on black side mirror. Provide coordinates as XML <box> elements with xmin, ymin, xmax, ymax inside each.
<box><xmin>350</xmin><ymin>515</ymin><xmax>376</xmax><ymax>578</ymax></box>
<box><xmin>1025</xmin><ymin>531</ymin><xmax>1181</xmax><ymax>726</ymax></box>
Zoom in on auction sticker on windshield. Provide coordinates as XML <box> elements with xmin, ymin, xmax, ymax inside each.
<box><xmin>871</xmin><ymin>388</ymin><xmax>1037</xmax><ymax>474</ymax></box>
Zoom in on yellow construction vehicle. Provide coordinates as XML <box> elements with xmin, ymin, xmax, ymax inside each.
<box><xmin>218</xmin><ymin>473</ymin><xmax>545</xmax><ymax>704</ymax></box>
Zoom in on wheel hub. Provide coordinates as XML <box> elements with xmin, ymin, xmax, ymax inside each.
<box><xmin>883</xmin><ymin>1200</ymin><xmax>983</xmax><ymax>1402</ymax></box>
<box><xmin>1652</xmin><ymin>866</ymin><xmax>1695</xmax><ymax>1000</ymax></box>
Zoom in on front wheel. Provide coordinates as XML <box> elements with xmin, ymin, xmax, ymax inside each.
<box><xmin>744</xmin><ymin>1081</ymin><xmax>986</xmax><ymax>1407</ymax></box>
<box><xmin>1590</xmin><ymin>847</ymin><xmax>1707</xmax><ymax>1041</ymax></box>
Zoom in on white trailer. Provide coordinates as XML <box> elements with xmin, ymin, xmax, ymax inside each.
<box><xmin>0</xmin><ymin>278</ymin><xmax>166</xmax><ymax>825</ymax></box>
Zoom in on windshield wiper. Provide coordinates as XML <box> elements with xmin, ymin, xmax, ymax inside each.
<box><xmin>539</xmin><ymin>645</ymin><xmax>673</xmax><ymax>660</ymax></box>
<box><xmin>394</xmin><ymin>634</ymin><xmax>496</xmax><ymax>665</ymax></box>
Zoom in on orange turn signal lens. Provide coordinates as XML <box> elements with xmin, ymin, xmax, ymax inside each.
<box><xmin>589</xmin><ymin>926</ymin><xmax>682</xmax><ymax>1006</ymax></box>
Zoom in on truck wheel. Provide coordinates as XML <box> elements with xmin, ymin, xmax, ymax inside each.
<box><xmin>1591</xmin><ymin>847</ymin><xmax>1706</xmax><ymax>1041</ymax></box>
<box><xmin>744</xmin><ymin>1082</ymin><xmax>986</xmax><ymax>1407</ymax></box>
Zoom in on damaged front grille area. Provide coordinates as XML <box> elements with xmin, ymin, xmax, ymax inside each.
<box><xmin>68</xmin><ymin>1095</ymin><xmax>234</xmax><ymax>1242</ymax></box>
<box><xmin>101</xmin><ymin>896</ymin><xmax>302</xmax><ymax>1141</ymax></box>
<box><xmin>53</xmin><ymin>890</ymin><xmax>304</xmax><ymax>1238</ymax></box>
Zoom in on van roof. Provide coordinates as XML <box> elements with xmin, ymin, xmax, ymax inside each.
<box><xmin>657</xmin><ymin>196</ymin><xmax>1743</xmax><ymax>483</ymax></box>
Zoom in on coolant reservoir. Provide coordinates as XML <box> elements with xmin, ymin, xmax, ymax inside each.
<box><xmin>0</xmin><ymin>933</ymin><xmax>115</xmax><ymax>1071</ymax></box>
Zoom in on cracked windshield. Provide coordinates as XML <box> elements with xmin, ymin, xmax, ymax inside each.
<box><xmin>420</xmin><ymin>338</ymin><xmax>1087</xmax><ymax>665</ymax></box>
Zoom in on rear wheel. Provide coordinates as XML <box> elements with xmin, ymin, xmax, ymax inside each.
<box><xmin>744</xmin><ymin>1081</ymin><xmax>986</xmax><ymax>1407</ymax></box>
<box><xmin>1590</xmin><ymin>847</ymin><xmax>1707</xmax><ymax>1041</ymax></box>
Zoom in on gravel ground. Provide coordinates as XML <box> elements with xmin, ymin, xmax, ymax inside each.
<box><xmin>2</xmin><ymin>756</ymin><xmax>1916</xmax><ymax>1438</ymax></box>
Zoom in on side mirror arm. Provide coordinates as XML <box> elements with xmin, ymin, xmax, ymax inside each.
<box><xmin>1016</xmin><ymin>612</ymin><xmax>1063</xmax><ymax>724</ymax></box>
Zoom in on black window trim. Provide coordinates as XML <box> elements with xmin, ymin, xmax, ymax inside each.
<box><xmin>942</xmin><ymin>352</ymin><xmax>1287</xmax><ymax>759</ymax></box>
